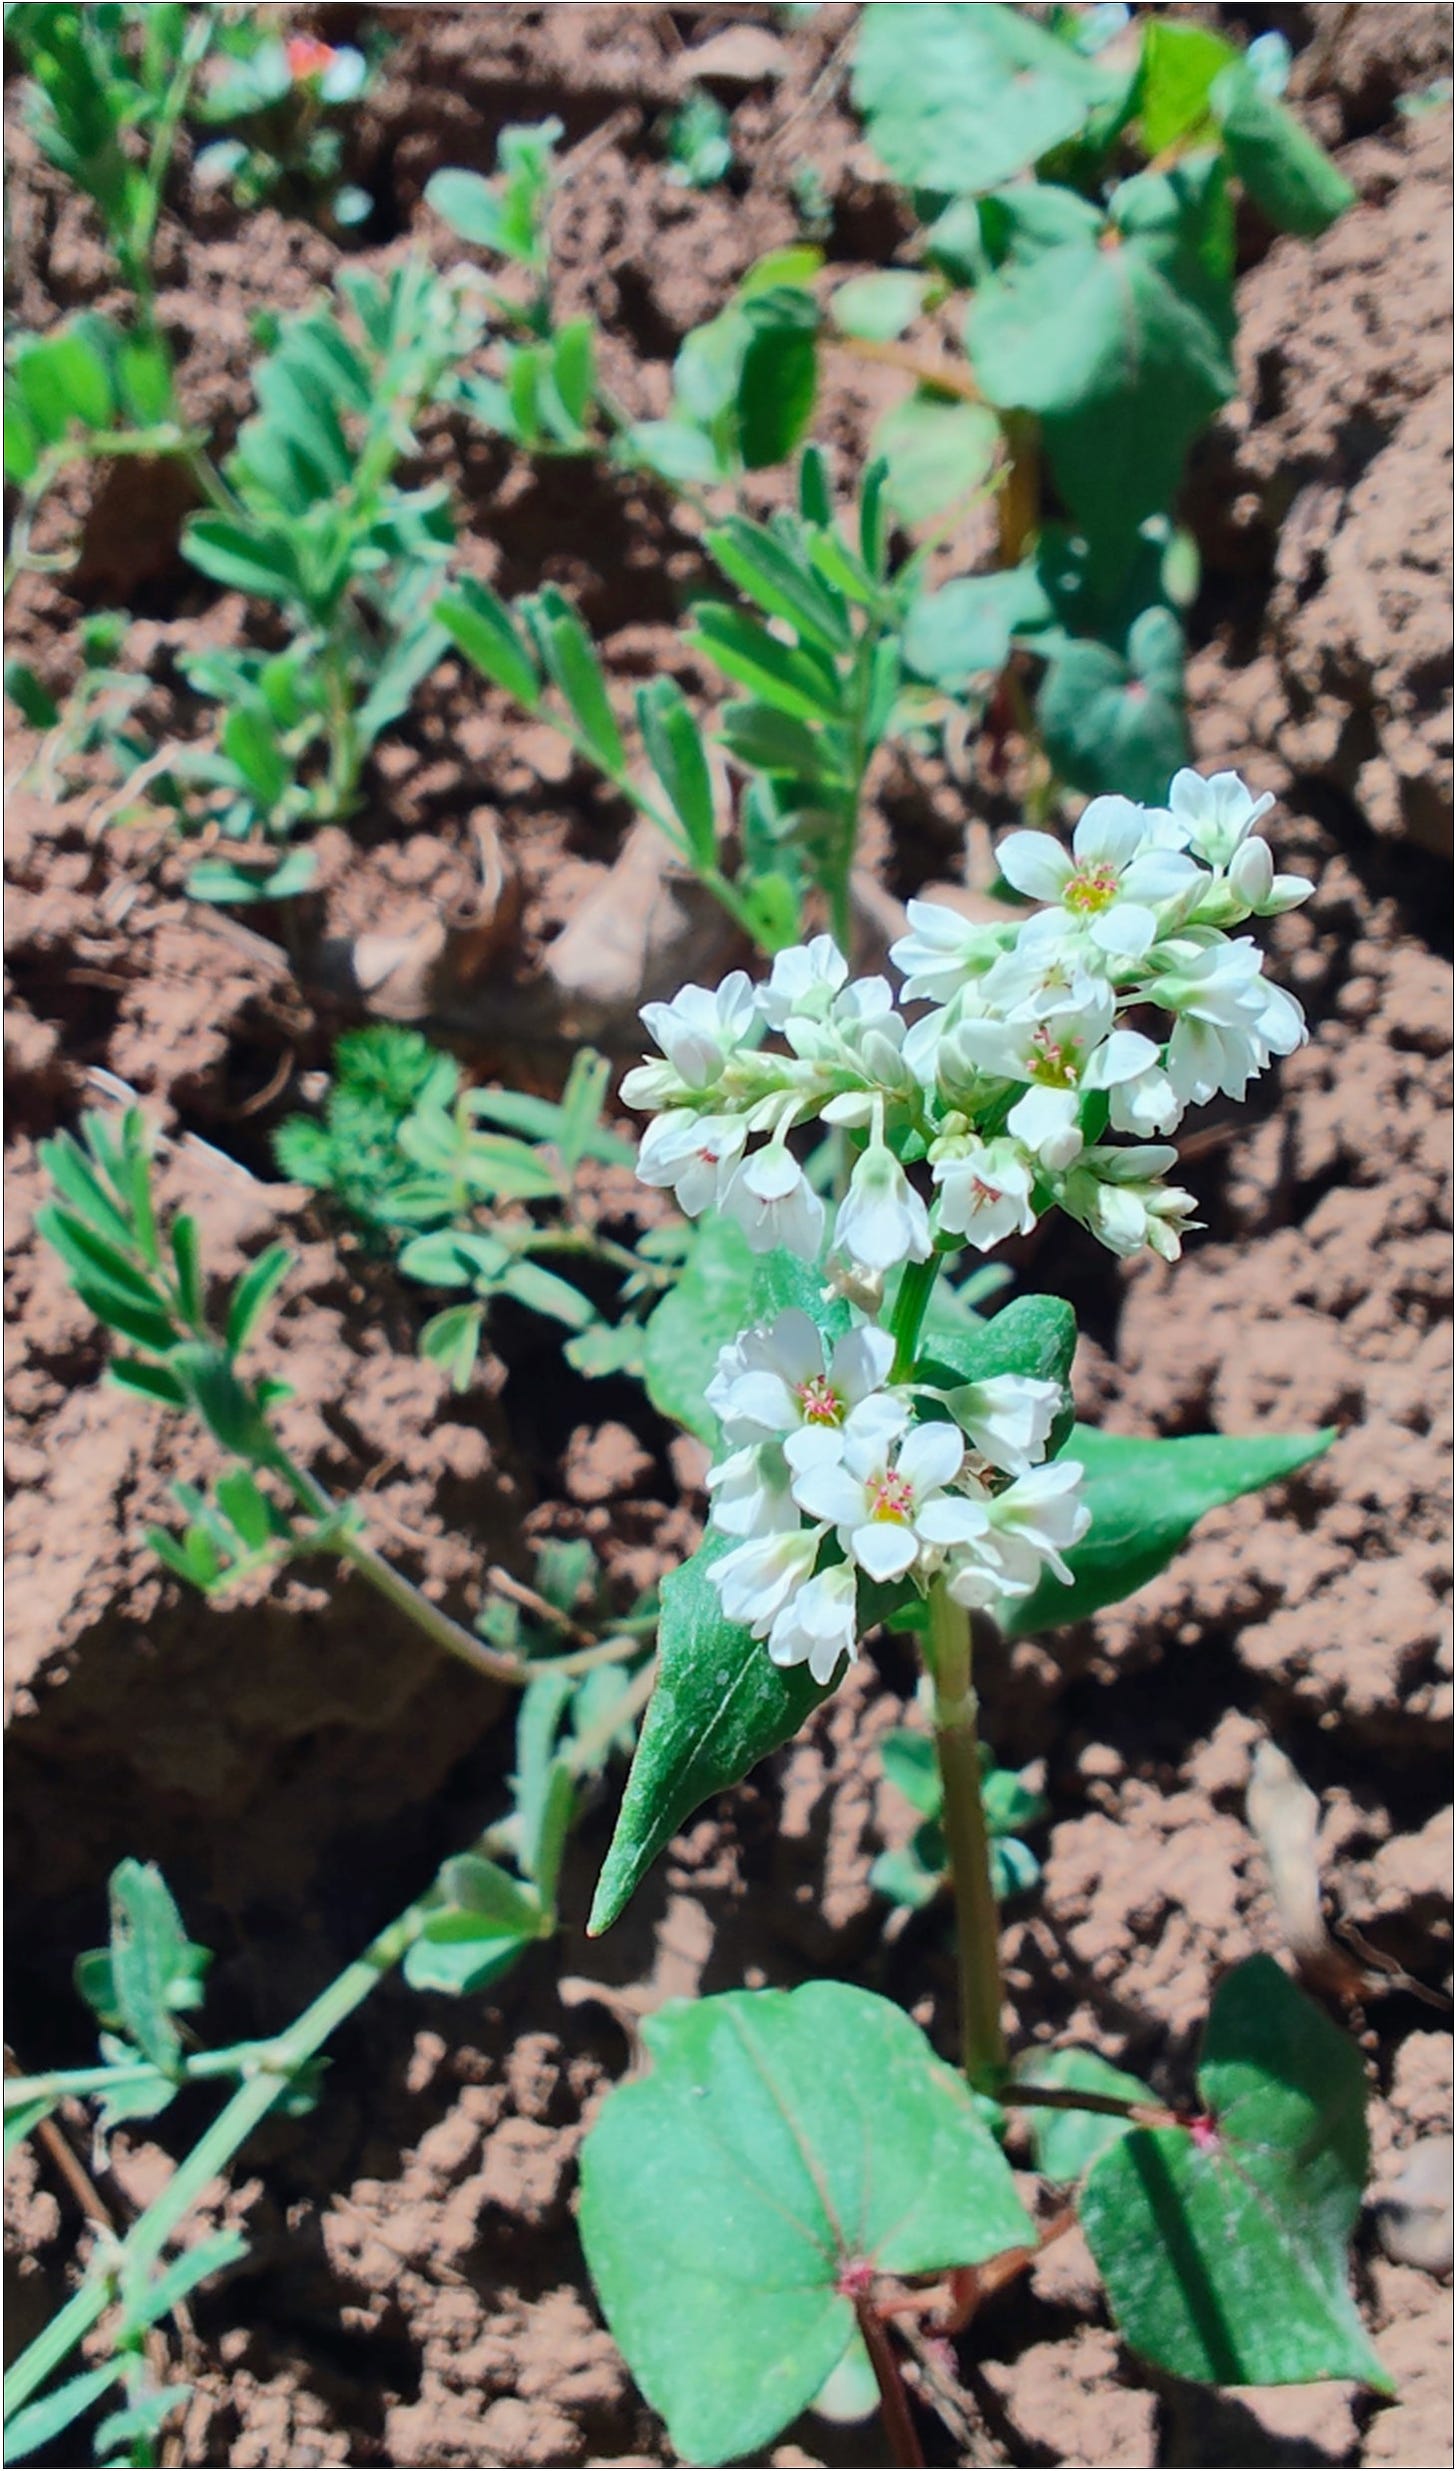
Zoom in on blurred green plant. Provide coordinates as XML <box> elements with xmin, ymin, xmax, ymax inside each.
<box><xmin>425</xmin><ymin>117</ymin><xmax>604</xmax><ymax>456</ymax></box>
<box><xmin>831</xmin><ymin>2</ymin><xmax>1354</xmax><ymax>809</ymax></box>
<box><xmin>9</xmin><ymin>2</ymin><xmax>209</xmax><ymax>315</ymax></box>
<box><xmin>620</xmin><ymin>243</ymin><xmax>824</xmax><ymax>489</ymax></box>
<box><xmin>871</xmin><ymin>1725</ymin><xmax>1046</xmax><ymax>1911</ymax></box>
<box><xmin>2</xmin><ymin>312</ymin><xmax>200</xmax><ymax>591</ymax></box>
<box><xmin>191</xmin><ymin>21</ymin><xmax>375</xmax><ymax>232</ymax></box>
<box><xmin>5</xmin><ymin>608</ymin><xmax>152</xmax><ymax>796</ymax></box>
<box><xmin>662</xmin><ymin>87</ymin><xmax>735</xmax><ymax>189</ymax></box>
<box><xmin>275</xmin><ymin>1027</ymin><xmax>677</xmax><ymax>1391</ymax></box>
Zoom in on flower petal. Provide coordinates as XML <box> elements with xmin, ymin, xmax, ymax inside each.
<box><xmin>1072</xmin><ymin>796</ymin><xmax>1147</xmax><ymax>869</ymax></box>
<box><xmin>831</xmin><ymin>1323</ymin><xmax>895</xmax><ymax>1401</ymax></box>
<box><xmin>916</xmin><ymin>1495</ymin><xmax>990</xmax><ymax>1546</ymax></box>
<box><xmin>851</xmin><ymin>1521</ymin><xmax>919</xmax><ymax>1581</ymax></box>
<box><xmin>897</xmin><ymin>1419</ymin><xmax>964</xmax><ymax>1496</ymax></box>
<box><xmin>997</xmin><ymin>831</ymin><xmax>1073</xmax><ymax>904</ymax></box>
<box><xmin>790</xmin><ymin>1460</ymin><xmax>866</xmax><ymax>1526</ymax></box>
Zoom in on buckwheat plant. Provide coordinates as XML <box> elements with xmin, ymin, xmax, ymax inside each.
<box><xmin>579</xmin><ymin>772</ymin><xmax>1392</xmax><ymax>2466</ymax></box>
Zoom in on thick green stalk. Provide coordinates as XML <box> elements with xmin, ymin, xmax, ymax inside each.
<box><xmin>3</xmin><ymin>1901</ymin><xmax>423</xmax><ymax>2420</ymax></box>
<box><xmin>926</xmin><ymin>1578</ymin><xmax>1007</xmax><ymax>2095</ymax></box>
<box><xmin>889</xmin><ymin>1255</ymin><xmax>941</xmax><ymax>1379</ymax></box>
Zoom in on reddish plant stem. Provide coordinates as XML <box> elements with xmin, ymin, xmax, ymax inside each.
<box><xmin>855</xmin><ymin>2299</ymin><xmax>925</xmax><ymax>2471</ymax></box>
<box><xmin>1000</xmin><ymin>2083</ymin><xmax>1188</xmax><ymax>2130</ymax></box>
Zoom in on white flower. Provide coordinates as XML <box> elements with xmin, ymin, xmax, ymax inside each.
<box><xmin>760</xmin><ymin>936</ymin><xmax>848</xmax><ymax>1028</ymax></box>
<box><xmin>721</xmin><ymin>1143</ymin><xmax>826</xmax><ymax>1259</ymax></box>
<box><xmin>790</xmin><ymin>974</ymin><xmax>913</xmax><ymax>1115</ymax></box>
<box><xmin>1059</xmin><ymin>1144</ymin><xmax>1199</xmax><ymax>1262</ymax></box>
<box><xmin>941</xmin><ymin>999</ymin><xmax>1161</xmax><ymax>1173</ymax></box>
<box><xmin>1107</xmin><ymin>1058</ymin><xmax>1183</xmax><ymax>1140</ymax></box>
<box><xmin>833</xmin><ymin>1144</ymin><xmax>931</xmax><ymax>1274</ymax></box>
<box><xmin>1167</xmin><ymin>768</ymin><xmax>1275</xmax><ymax>867</ymax></box>
<box><xmin>1005</xmin><ymin>1084</ymin><xmax>1084</xmax><ymax>1172</ymax></box>
<box><xmin>638</xmin><ymin>971</ymin><xmax>757</xmax><ymax>1089</ymax></box>
<box><xmin>706</xmin><ymin>1310</ymin><xmax>903</xmax><ymax>1452</ymax></box>
<box><xmin>765</xmin><ymin>1561</ymin><xmax>859</xmax><ymax>1684</ymax></box>
<box><xmin>890</xmin><ymin>900</ymin><xmax>1006</xmax><ymax>1005</ymax></box>
<box><xmin>792</xmin><ymin>1419</ymin><xmax>986</xmax><ymax>1584</ymax></box>
<box><xmin>902</xmin><ymin>1002</ymin><xmax>951</xmax><ymax>1089</ymax></box>
<box><xmin>1167</xmin><ymin>770</ymin><xmax>1312</xmax><ymax>916</ymax></box>
<box><xmin>979</xmin><ymin>926</ymin><xmax>1117</xmax><ymax>1027</ymax></box>
<box><xmin>710</xmin><ymin>1523</ymin><xmax>826</xmax><ymax>1636</ymax></box>
<box><xmin>947</xmin><ymin>1374</ymin><xmax>1062</xmax><ymax>1477</ymax></box>
<box><xmin>947</xmin><ymin>1458</ymin><xmax>1089</xmax><ymax>1605</ymax></box>
<box><xmin>930</xmin><ymin>1134</ymin><xmax>1037</xmax><ymax>1251</ymax></box>
<box><xmin>998</xmin><ymin>798</ymin><xmax>1202</xmax><ymax>960</ymax></box>
<box><xmin>1227</xmin><ymin>834</ymin><xmax>1274</xmax><ymax>908</ymax></box>
<box><xmin>704</xmin><ymin>1442</ymin><xmax>798</xmax><ymax>1540</ymax></box>
<box><xmin>1150</xmin><ymin>937</ymin><xmax>1305</xmax><ymax>1106</ymax></box>
<box><xmin>635</xmin><ymin>1108</ymin><xmax>746</xmax><ymax>1215</ymax></box>
<box><xmin>1227</xmin><ymin>833</ymin><xmax>1312</xmax><ymax>915</ymax></box>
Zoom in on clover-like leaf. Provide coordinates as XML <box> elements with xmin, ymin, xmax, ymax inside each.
<box><xmin>579</xmin><ymin>1982</ymin><xmax>1036</xmax><ymax>2464</ymax></box>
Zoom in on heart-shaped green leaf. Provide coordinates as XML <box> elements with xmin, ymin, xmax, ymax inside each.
<box><xmin>1003</xmin><ymin>1421</ymin><xmax>1335</xmax><ymax>1636</ymax></box>
<box><xmin>871</xmin><ymin>392</ymin><xmax>1001</xmax><ymax>527</ymax></box>
<box><xmin>1211</xmin><ymin>62</ymin><xmax>1356</xmax><ymax>237</ymax></box>
<box><xmin>902</xmin><ymin>564</ymin><xmax>1055</xmax><ymax>690</ymax></box>
<box><xmin>854</xmin><ymin>2</ymin><xmax>1115</xmax><ymax>195</ymax></box>
<box><xmin>1035</xmin><ymin>606</ymin><xmax>1188</xmax><ymax>806</ymax></box>
<box><xmin>969</xmin><ymin>185</ymin><xmax>1235</xmax><ymax>555</ymax></box>
<box><xmin>579</xmin><ymin>1981</ymin><xmax>1036</xmax><ymax>2464</ymax></box>
<box><xmin>1080</xmin><ymin>1956</ymin><xmax>1390</xmax><ymax>2390</ymax></box>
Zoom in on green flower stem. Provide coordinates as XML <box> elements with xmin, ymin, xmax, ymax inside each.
<box><xmin>925</xmin><ymin>1579</ymin><xmax>1007</xmax><ymax>2097</ymax></box>
<box><xmin>3</xmin><ymin>1896</ymin><xmax>425</xmax><ymax>2422</ymax></box>
<box><xmin>5</xmin><ymin>2045</ymin><xmax>280</xmax><ymax>2112</ymax></box>
<box><xmin>125</xmin><ymin>14</ymin><xmax>213</xmax><ymax>312</ymax></box>
<box><xmin>889</xmin><ymin>1256</ymin><xmax>941</xmax><ymax>1379</ymax></box>
<box><xmin>269</xmin><ymin>1452</ymin><xmax>528</xmax><ymax>1685</ymax></box>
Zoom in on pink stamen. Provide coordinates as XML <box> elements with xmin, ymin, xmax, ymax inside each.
<box><xmin>797</xmin><ymin>1374</ymin><xmax>844</xmax><ymax>1427</ymax></box>
<box><xmin>1064</xmin><ymin>861</ymin><xmax>1120</xmax><ymax>915</ymax></box>
<box><xmin>870</xmin><ymin>1471</ymin><xmax>915</xmax><ymax>1523</ymax></box>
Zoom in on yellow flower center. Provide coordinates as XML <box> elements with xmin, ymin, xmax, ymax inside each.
<box><xmin>1064</xmin><ymin>862</ymin><xmax>1120</xmax><ymax>915</ymax></box>
<box><xmin>870</xmin><ymin>1472</ymin><xmax>916</xmax><ymax>1523</ymax></box>
<box><xmin>1028</xmin><ymin>1026</ymin><xmax>1082</xmax><ymax>1088</ymax></box>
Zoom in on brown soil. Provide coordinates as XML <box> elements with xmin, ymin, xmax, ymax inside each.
<box><xmin>5</xmin><ymin>7</ymin><xmax>1452</xmax><ymax>2468</ymax></box>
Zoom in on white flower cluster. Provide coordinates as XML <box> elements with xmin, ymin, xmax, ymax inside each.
<box><xmin>624</xmin><ymin>770</ymin><xmax>1311</xmax><ymax>1278</ymax></box>
<box><xmin>702</xmin><ymin>1309</ymin><xmax>1088</xmax><ymax>1684</ymax></box>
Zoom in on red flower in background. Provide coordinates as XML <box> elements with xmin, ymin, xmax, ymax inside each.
<box><xmin>285</xmin><ymin>33</ymin><xmax>336</xmax><ymax>82</ymax></box>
